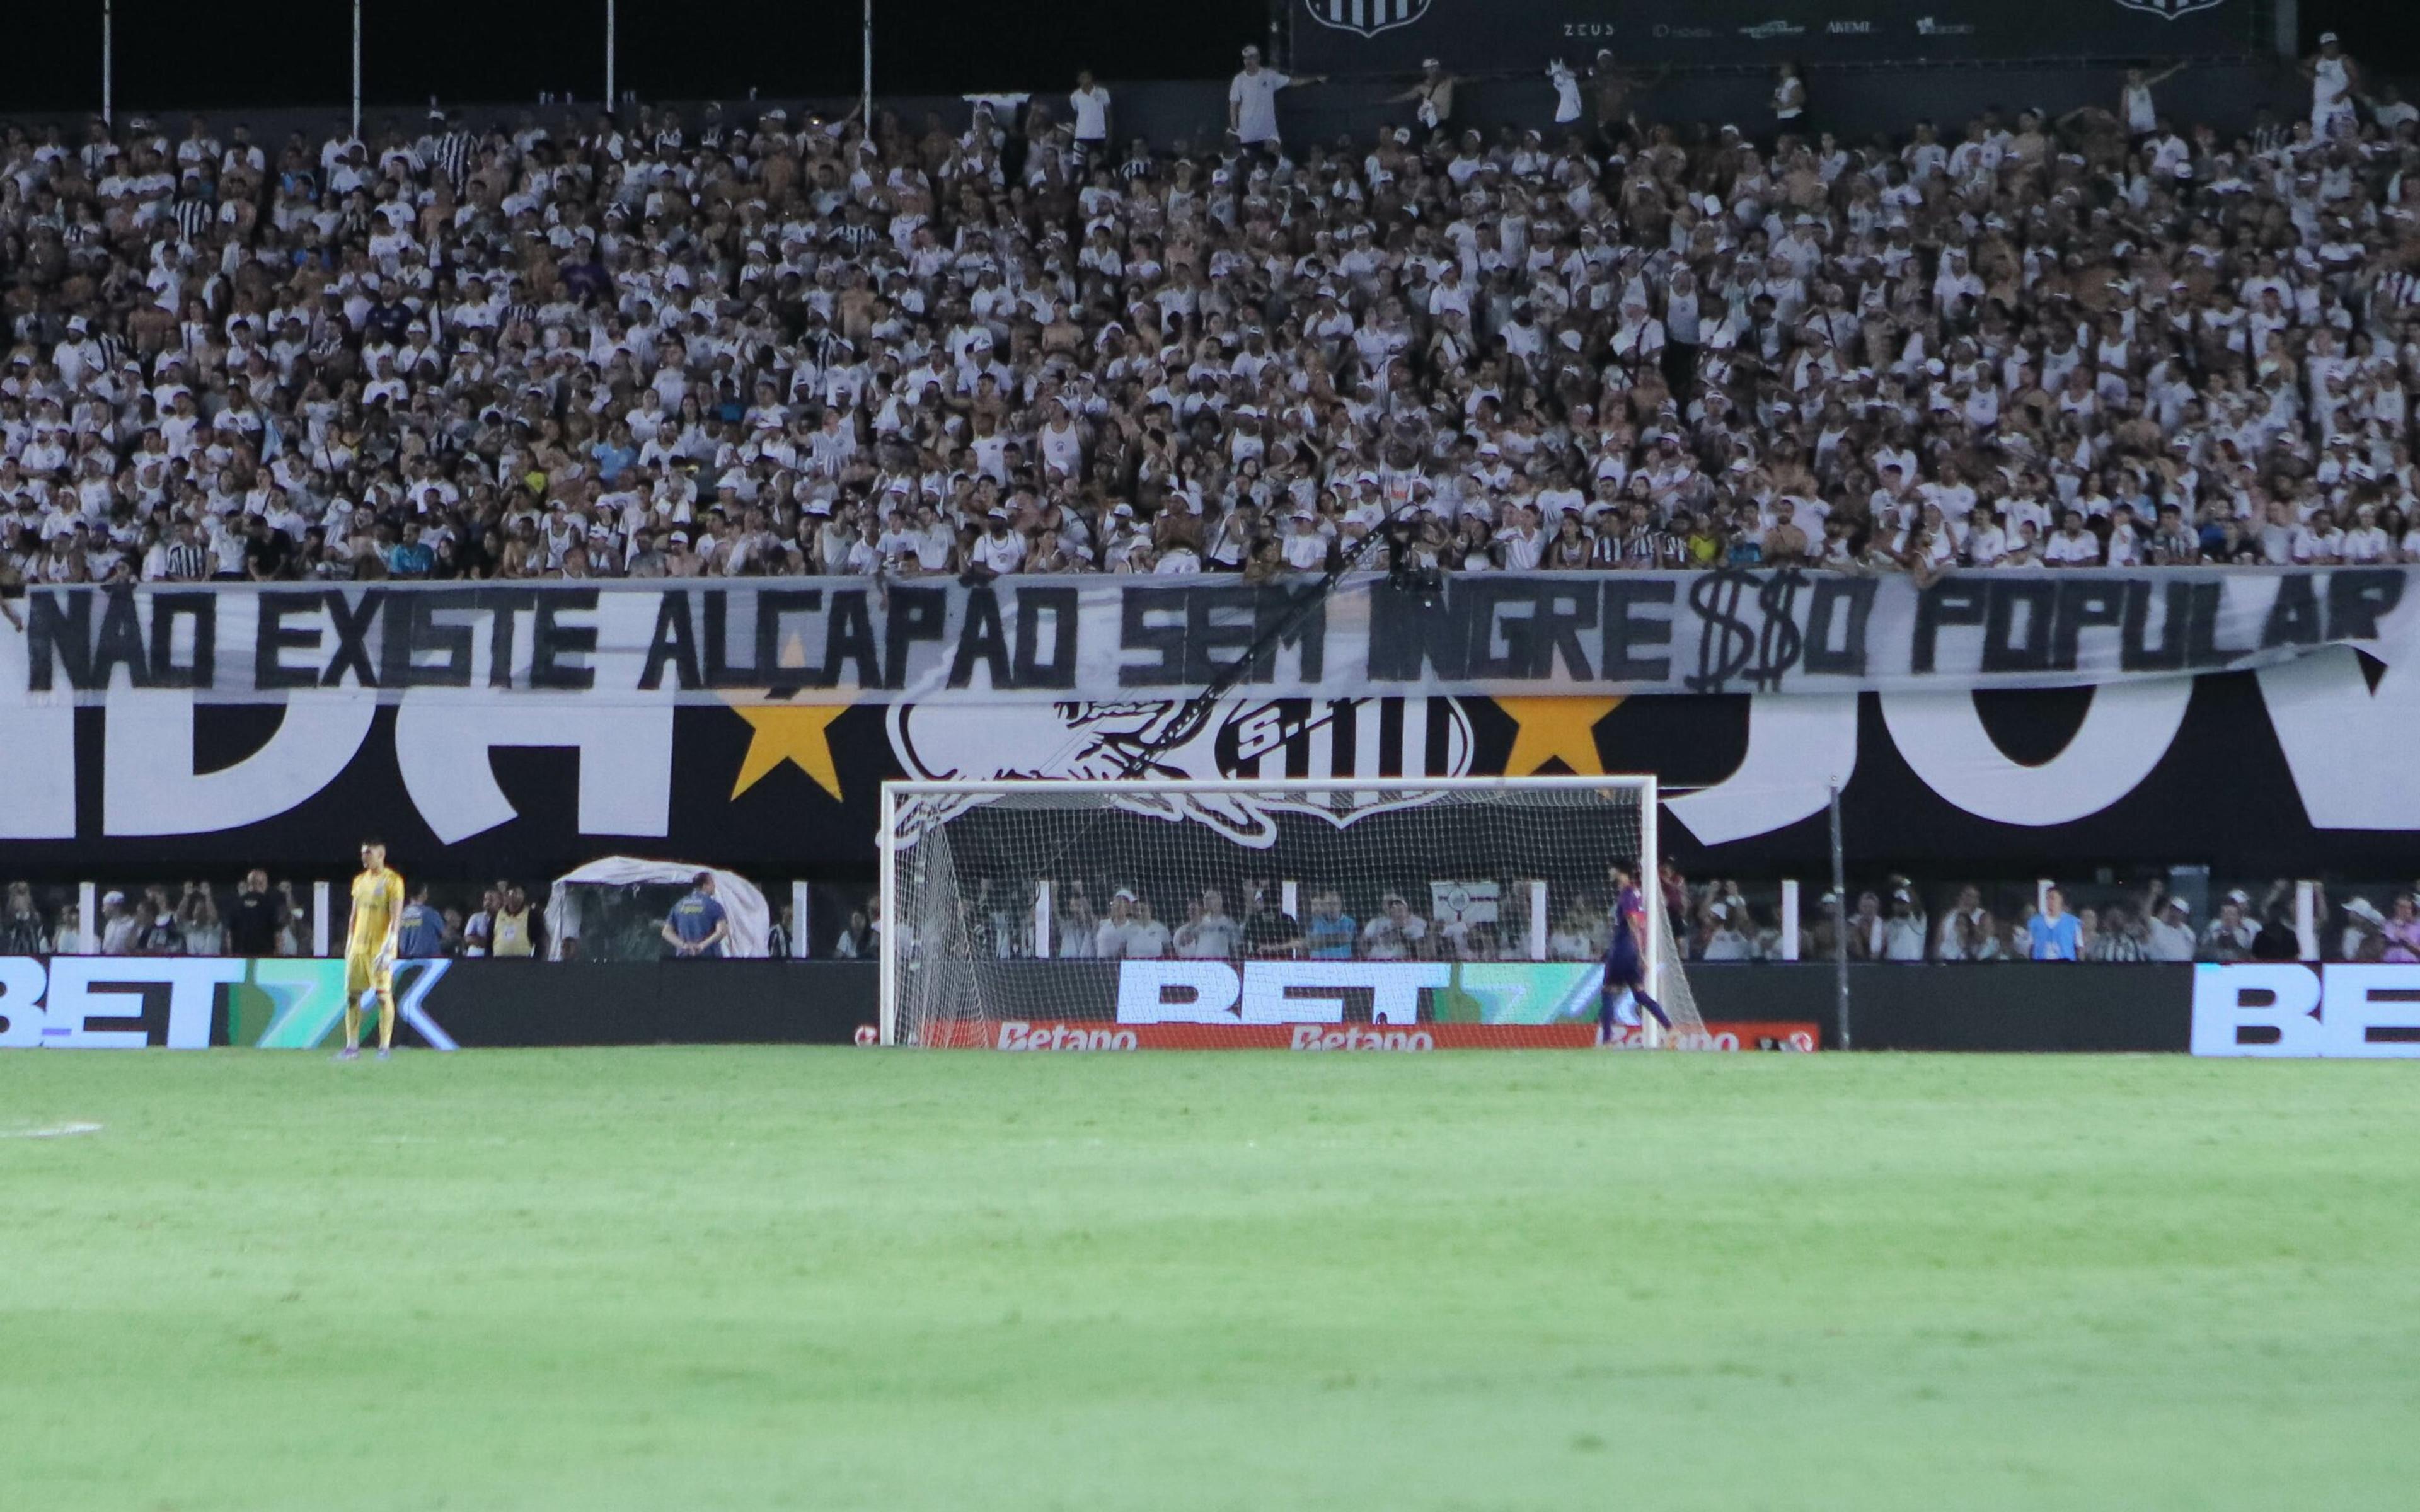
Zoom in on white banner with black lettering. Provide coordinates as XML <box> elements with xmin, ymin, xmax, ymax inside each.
<box><xmin>6</xmin><ymin>568</ymin><xmax>2415</xmax><ymax>709</ymax></box>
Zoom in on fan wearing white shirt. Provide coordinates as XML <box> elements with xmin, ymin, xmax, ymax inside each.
<box><xmin>2044</xmin><ymin>512</ymin><xmax>2102</xmax><ymax>566</ymax></box>
<box><xmin>1069</xmin><ymin>72</ymin><xmax>1114</xmax><ymax>151</ymax></box>
<box><xmin>1228</xmin><ymin>46</ymin><xmax>1322</xmax><ymax>149</ymax></box>
<box><xmin>1496</xmin><ymin>505</ymin><xmax>1547</xmax><ymax>570</ymax></box>
<box><xmin>1919</xmin><ymin>463</ymin><xmax>1978</xmax><ymax>525</ymax></box>
<box><xmin>2103</xmin><ymin>507</ymin><xmax>2146</xmax><ymax>568</ymax></box>
<box><xmin>969</xmin><ymin>510</ymin><xmax>1027</xmax><ymax>575</ymax></box>
<box><xmin>1966</xmin><ymin>511</ymin><xmax>2008</xmax><ymax>567</ymax></box>
<box><xmin>2291</xmin><ymin>510</ymin><xmax>2346</xmax><ymax>564</ymax></box>
<box><xmin>1093</xmin><ymin>890</ymin><xmax>1154</xmax><ymax>959</ymax></box>
<box><xmin>1282</xmin><ymin>510</ymin><xmax>1331</xmax><ymax>570</ymax></box>
<box><xmin>2342</xmin><ymin>505</ymin><xmax>2392</xmax><ymax>563</ymax></box>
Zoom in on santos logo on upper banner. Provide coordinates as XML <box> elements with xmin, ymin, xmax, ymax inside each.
<box><xmin>2112</xmin><ymin>0</ymin><xmax>2226</xmax><ymax>16</ymax></box>
<box><xmin>1302</xmin><ymin>0</ymin><xmax>1429</xmax><ymax>38</ymax></box>
<box><xmin>887</xmin><ymin>694</ymin><xmax>1472</xmax><ymax>845</ymax></box>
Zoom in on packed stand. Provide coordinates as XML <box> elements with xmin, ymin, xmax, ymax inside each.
<box><xmin>9</xmin><ymin>868</ymin><xmax>2416</xmax><ymax>962</ymax></box>
<box><xmin>0</xmin><ymin>875</ymin><xmax>553</xmax><ymax>958</ymax></box>
<box><xmin>3</xmin><ymin>40</ymin><xmax>2419</xmax><ymax>598</ymax></box>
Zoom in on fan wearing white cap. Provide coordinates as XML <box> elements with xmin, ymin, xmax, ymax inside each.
<box><xmin>1093</xmin><ymin>888</ymin><xmax>1153</xmax><ymax>959</ymax></box>
<box><xmin>2143</xmin><ymin>885</ymin><xmax>2196</xmax><ymax>963</ymax></box>
<box><xmin>2302</xmin><ymin>32</ymin><xmax>2360</xmax><ymax>137</ymax></box>
<box><xmin>1390</xmin><ymin>59</ymin><xmax>1456</xmax><ymax>132</ymax></box>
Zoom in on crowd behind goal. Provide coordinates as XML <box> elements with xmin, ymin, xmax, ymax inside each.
<box><xmin>930</xmin><ymin>866</ymin><xmax>2420</xmax><ymax>964</ymax></box>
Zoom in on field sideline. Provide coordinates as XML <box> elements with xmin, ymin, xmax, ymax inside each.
<box><xmin>4</xmin><ymin>1049</ymin><xmax>2414</xmax><ymax>1511</ymax></box>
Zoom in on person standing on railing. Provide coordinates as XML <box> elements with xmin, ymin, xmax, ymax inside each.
<box><xmin>1390</xmin><ymin>59</ymin><xmax>1456</xmax><ymax>135</ymax></box>
<box><xmin>1229</xmin><ymin>45</ymin><xmax>1323</xmax><ymax>158</ymax></box>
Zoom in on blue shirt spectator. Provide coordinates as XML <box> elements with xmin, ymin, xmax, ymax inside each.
<box><xmin>663</xmin><ymin>874</ymin><xmax>730</xmax><ymax>958</ymax></box>
<box><xmin>1304</xmin><ymin>895</ymin><xmax>1356</xmax><ymax>960</ymax></box>
<box><xmin>385</xmin><ymin>537</ymin><xmax>434</xmax><ymax>578</ymax></box>
<box><xmin>396</xmin><ymin>894</ymin><xmax>446</xmax><ymax>958</ymax></box>
<box><xmin>2027</xmin><ymin>891</ymin><xmax>2082</xmax><ymax>961</ymax></box>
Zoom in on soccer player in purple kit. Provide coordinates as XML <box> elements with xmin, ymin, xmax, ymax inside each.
<box><xmin>1599</xmin><ymin>863</ymin><xmax>1670</xmax><ymax>1044</ymax></box>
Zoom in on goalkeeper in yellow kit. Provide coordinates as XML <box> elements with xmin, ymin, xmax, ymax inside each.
<box><xmin>338</xmin><ymin>837</ymin><xmax>406</xmax><ymax>1061</ymax></box>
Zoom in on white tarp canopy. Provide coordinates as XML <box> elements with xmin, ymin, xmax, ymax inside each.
<box><xmin>544</xmin><ymin>857</ymin><xmax>770</xmax><ymax>960</ymax></box>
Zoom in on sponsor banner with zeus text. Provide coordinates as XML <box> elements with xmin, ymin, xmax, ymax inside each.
<box><xmin>1291</xmin><ymin>0</ymin><xmax>2254</xmax><ymax>76</ymax></box>
<box><xmin>2190</xmin><ymin>964</ymin><xmax>2420</xmax><ymax>1058</ymax></box>
<box><xmin>6</xmin><ymin>570</ymin><xmax>2410</xmax><ymax>709</ymax></box>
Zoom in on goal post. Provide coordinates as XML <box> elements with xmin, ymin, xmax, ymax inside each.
<box><xmin>877</xmin><ymin>776</ymin><xmax>1704</xmax><ymax>1049</ymax></box>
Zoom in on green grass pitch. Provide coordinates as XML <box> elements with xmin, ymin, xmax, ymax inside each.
<box><xmin>4</xmin><ymin>1048</ymin><xmax>2416</xmax><ymax>1511</ymax></box>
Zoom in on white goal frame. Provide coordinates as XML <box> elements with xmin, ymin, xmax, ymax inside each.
<box><xmin>876</xmin><ymin>774</ymin><xmax>1662</xmax><ymax>1046</ymax></box>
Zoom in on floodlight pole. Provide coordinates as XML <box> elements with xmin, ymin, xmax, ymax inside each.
<box><xmin>350</xmin><ymin>0</ymin><xmax>363</xmax><ymax>139</ymax></box>
<box><xmin>861</xmin><ymin>0</ymin><xmax>873</xmax><ymax>132</ymax></box>
<box><xmin>1829</xmin><ymin>782</ymin><xmax>1852</xmax><ymax>1051</ymax></box>
<box><xmin>101</xmin><ymin>0</ymin><xmax>114</xmax><ymax>127</ymax></box>
<box><xmin>605</xmin><ymin>0</ymin><xmax>617</xmax><ymax>108</ymax></box>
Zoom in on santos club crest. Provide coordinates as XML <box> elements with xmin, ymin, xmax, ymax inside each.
<box><xmin>1301</xmin><ymin>0</ymin><xmax>1431</xmax><ymax>40</ymax></box>
<box><xmin>887</xmin><ymin>694</ymin><xmax>1472</xmax><ymax>846</ymax></box>
<box><xmin>2110</xmin><ymin>0</ymin><xmax>2227</xmax><ymax>18</ymax></box>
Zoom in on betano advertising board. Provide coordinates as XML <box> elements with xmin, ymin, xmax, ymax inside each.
<box><xmin>923</xmin><ymin>960</ymin><xmax>1819</xmax><ymax>1050</ymax></box>
<box><xmin>21</xmin><ymin>956</ymin><xmax>2420</xmax><ymax>1055</ymax></box>
<box><xmin>2189</xmin><ymin>964</ymin><xmax>2420</xmax><ymax>1058</ymax></box>
<box><xmin>0</xmin><ymin>956</ymin><xmax>1815</xmax><ymax>1051</ymax></box>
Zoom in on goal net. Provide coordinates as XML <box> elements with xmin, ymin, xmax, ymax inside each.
<box><xmin>879</xmin><ymin>777</ymin><xmax>1705</xmax><ymax>1049</ymax></box>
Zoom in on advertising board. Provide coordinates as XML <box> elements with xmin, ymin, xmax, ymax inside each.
<box><xmin>924</xmin><ymin>960</ymin><xmax>1819</xmax><ymax>1049</ymax></box>
<box><xmin>2189</xmin><ymin>964</ymin><xmax>2420</xmax><ymax>1058</ymax></box>
<box><xmin>1289</xmin><ymin>0</ymin><xmax>2257</xmax><ymax>76</ymax></box>
<box><xmin>935</xmin><ymin>1019</ymin><xmax>1820</xmax><ymax>1050</ymax></box>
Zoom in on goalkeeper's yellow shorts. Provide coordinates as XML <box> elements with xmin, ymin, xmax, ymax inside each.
<box><xmin>345</xmin><ymin>951</ymin><xmax>393</xmax><ymax>998</ymax></box>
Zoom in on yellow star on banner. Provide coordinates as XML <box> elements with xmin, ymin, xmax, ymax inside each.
<box><xmin>728</xmin><ymin>703</ymin><xmax>852</xmax><ymax>801</ymax></box>
<box><xmin>1496</xmin><ymin>696</ymin><xmax>1624</xmax><ymax>776</ymax></box>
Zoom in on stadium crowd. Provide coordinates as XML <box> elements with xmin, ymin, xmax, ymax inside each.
<box><xmin>945</xmin><ymin>869</ymin><xmax>2420</xmax><ymax>965</ymax></box>
<box><xmin>0</xmin><ymin>874</ymin><xmax>551</xmax><ymax>958</ymax></box>
<box><xmin>9</xmin><ymin>868</ymin><xmax>2417</xmax><ymax>963</ymax></box>
<box><xmin>2</xmin><ymin>36</ymin><xmax>2419</xmax><ymax>595</ymax></box>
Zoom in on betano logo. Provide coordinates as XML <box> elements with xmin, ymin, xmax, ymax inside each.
<box><xmin>997</xmin><ymin>1022</ymin><xmax>1141</xmax><ymax>1051</ymax></box>
<box><xmin>1290</xmin><ymin>1025</ymin><xmax>1438</xmax><ymax>1051</ymax></box>
<box><xmin>1117</xmin><ymin>959</ymin><xmax>1450</xmax><ymax>1026</ymax></box>
<box><xmin>2190</xmin><ymin>963</ymin><xmax>2420</xmax><ymax>1058</ymax></box>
